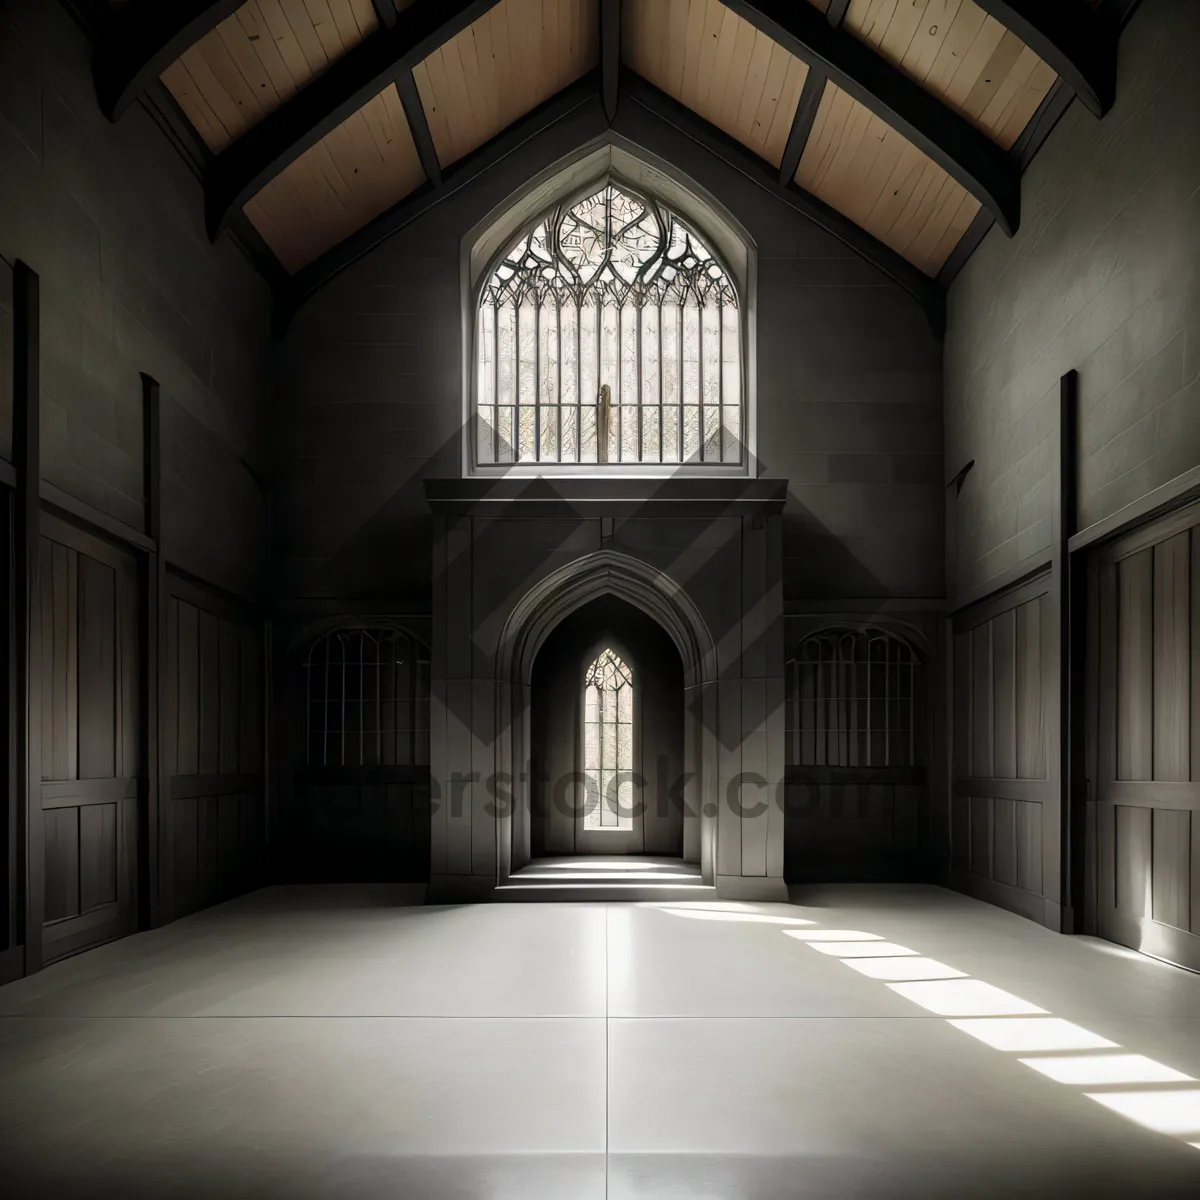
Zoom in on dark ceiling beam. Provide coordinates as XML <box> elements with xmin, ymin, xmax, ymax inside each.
<box><xmin>826</xmin><ymin>0</ymin><xmax>851</xmax><ymax>26</ymax></box>
<box><xmin>600</xmin><ymin>0</ymin><xmax>621</xmax><ymax>123</ymax></box>
<box><xmin>280</xmin><ymin>74</ymin><xmax>607</xmax><ymax>332</ymax></box>
<box><xmin>778</xmin><ymin>68</ymin><xmax>826</xmax><ymax>185</ymax></box>
<box><xmin>93</xmin><ymin>0</ymin><xmax>243</xmax><ymax>121</ymax></box>
<box><xmin>720</xmin><ymin>0</ymin><xmax>1020</xmax><ymax>236</ymax></box>
<box><xmin>396</xmin><ymin>70</ymin><xmax>442</xmax><ymax>186</ymax></box>
<box><xmin>370</xmin><ymin>0</ymin><xmax>398</xmax><ymax>30</ymax></box>
<box><xmin>205</xmin><ymin>0</ymin><xmax>502</xmax><ymax>241</ymax></box>
<box><xmin>971</xmin><ymin>0</ymin><xmax>1117</xmax><ymax>118</ymax></box>
<box><xmin>621</xmin><ymin>72</ymin><xmax>942</xmax><ymax>331</ymax></box>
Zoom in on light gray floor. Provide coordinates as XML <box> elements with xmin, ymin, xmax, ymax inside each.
<box><xmin>2</xmin><ymin>884</ymin><xmax>1200</xmax><ymax>1198</ymax></box>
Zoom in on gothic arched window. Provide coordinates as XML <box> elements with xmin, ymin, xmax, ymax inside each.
<box><xmin>787</xmin><ymin>629</ymin><xmax>919</xmax><ymax>768</ymax></box>
<box><xmin>305</xmin><ymin>628</ymin><xmax>429</xmax><ymax>768</ymax></box>
<box><xmin>583</xmin><ymin>647</ymin><xmax>634</xmax><ymax>830</ymax></box>
<box><xmin>475</xmin><ymin>182</ymin><xmax>741</xmax><ymax>467</ymax></box>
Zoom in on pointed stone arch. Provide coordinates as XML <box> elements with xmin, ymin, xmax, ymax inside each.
<box><xmin>494</xmin><ymin>550</ymin><xmax>719</xmax><ymax>881</ymax></box>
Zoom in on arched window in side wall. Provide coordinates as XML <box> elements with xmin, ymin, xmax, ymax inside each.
<box><xmin>475</xmin><ymin>181</ymin><xmax>742</xmax><ymax>468</ymax></box>
<box><xmin>305</xmin><ymin>628</ymin><xmax>430</xmax><ymax>768</ymax></box>
<box><xmin>786</xmin><ymin>629</ymin><xmax>919</xmax><ymax>768</ymax></box>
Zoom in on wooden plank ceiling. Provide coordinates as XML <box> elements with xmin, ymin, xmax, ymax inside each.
<box><xmin>156</xmin><ymin>0</ymin><xmax>1060</xmax><ymax>279</ymax></box>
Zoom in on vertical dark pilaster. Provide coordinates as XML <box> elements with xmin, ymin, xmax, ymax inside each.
<box><xmin>13</xmin><ymin>261</ymin><xmax>41</xmax><ymax>973</ymax></box>
<box><xmin>141</xmin><ymin>373</ymin><xmax>164</xmax><ymax>927</ymax></box>
<box><xmin>1055</xmin><ymin>369</ymin><xmax>1081</xmax><ymax>932</ymax></box>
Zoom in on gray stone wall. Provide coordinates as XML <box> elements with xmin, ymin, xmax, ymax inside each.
<box><xmin>945</xmin><ymin>0</ymin><xmax>1200</xmax><ymax>596</ymax></box>
<box><xmin>0</xmin><ymin>0</ymin><xmax>273</xmax><ymax>600</ymax></box>
<box><xmin>277</xmin><ymin>102</ymin><xmax>944</xmax><ymax>609</ymax></box>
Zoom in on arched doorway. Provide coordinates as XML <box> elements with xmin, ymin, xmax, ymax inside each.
<box><xmin>531</xmin><ymin>595</ymin><xmax>684</xmax><ymax>859</ymax></box>
<box><xmin>493</xmin><ymin>549</ymin><xmax>719</xmax><ymax>888</ymax></box>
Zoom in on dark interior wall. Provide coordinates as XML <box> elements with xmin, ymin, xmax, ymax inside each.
<box><xmin>277</xmin><ymin>101</ymin><xmax>944</xmax><ymax>610</ymax></box>
<box><xmin>0</xmin><ymin>0</ymin><xmax>274</xmax><ymax>601</ymax></box>
<box><xmin>944</xmin><ymin>0</ymin><xmax>1200</xmax><ymax>597</ymax></box>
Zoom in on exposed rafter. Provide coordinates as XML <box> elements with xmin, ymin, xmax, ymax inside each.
<box><xmin>370</xmin><ymin>0</ymin><xmax>399</xmax><ymax>30</ymax></box>
<box><xmin>277</xmin><ymin>67</ymin><xmax>944</xmax><ymax>334</ymax></box>
<box><xmin>92</xmin><ymin>0</ymin><xmax>242</xmax><ymax>122</ymax></box>
<box><xmin>972</xmin><ymin>0</ymin><xmax>1118</xmax><ymax>118</ymax></box>
<box><xmin>204</xmin><ymin>0</ymin><xmax>503</xmax><ymax>241</ymax></box>
<box><xmin>280</xmin><ymin>74</ymin><xmax>607</xmax><ymax>332</ymax></box>
<box><xmin>720</xmin><ymin>0</ymin><xmax>1021</xmax><ymax>236</ymax></box>
<box><xmin>600</xmin><ymin>0</ymin><xmax>621</xmax><ymax>124</ymax></box>
<box><xmin>621</xmin><ymin>72</ymin><xmax>942</xmax><ymax>329</ymax></box>
<box><xmin>396</xmin><ymin>69</ymin><xmax>442</xmax><ymax>186</ymax></box>
<box><xmin>778</xmin><ymin>68</ymin><xmax>826</xmax><ymax>185</ymax></box>
<box><xmin>826</xmin><ymin>0</ymin><xmax>850</xmax><ymax>26</ymax></box>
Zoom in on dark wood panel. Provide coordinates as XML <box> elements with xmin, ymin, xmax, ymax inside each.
<box><xmin>77</xmin><ymin>554</ymin><xmax>117</xmax><ymax>781</ymax></box>
<box><xmin>993</xmin><ymin>797</ymin><xmax>1017</xmax><ymax>887</ymax></box>
<box><xmin>969</xmin><ymin>795</ymin><xmax>991</xmax><ymax>878</ymax></box>
<box><xmin>1116</xmin><ymin>548</ymin><xmax>1153</xmax><ymax>781</ymax></box>
<box><xmin>36</xmin><ymin>518</ymin><xmax>140</xmax><ymax>961</ymax></box>
<box><xmin>950</xmin><ymin>794</ymin><xmax>970</xmax><ymax>872</ymax></box>
<box><xmin>219</xmin><ymin>620</ymin><xmax>241</xmax><ymax>776</ymax></box>
<box><xmin>43</xmin><ymin>807</ymin><xmax>79</xmax><ymax>922</ymax></box>
<box><xmin>78</xmin><ymin>802</ymin><xmax>118</xmax><ymax>912</ymax></box>
<box><xmin>1016</xmin><ymin>799</ymin><xmax>1042</xmax><ymax>894</ymax></box>
<box><xmin>1093</xmin><ymin>507</ymin><xmax>1200</xmax><ymax>971</ymax></box>
<box><xmin>952</xmin><ymin>629</ymin><xmax>970</xmax><ymax>776</ymax></box>
<box><xmin>1114</xmin><ymin>802</ymin><xmax>1152</xmax><ymax>915</ymax></box>
<box><xmin>992</xmin><ymin>608</ymin><xmax>1016</xmax><ymax>780</ymax></box>
<box><xmin>1151</xmin><ymin>807</ymin><xmax>1191</xmax><ymax>931</ymax></box>
<box><xmin>970</xmin><ymin>626</ymin><xmax>993</xmax><ymax>778</ymax></box>
<box><xmin>162</xmin><ymin>577</ymin><xmax>265</xmax><ymax>919</ymax></box>
<box><xmin>1153</xmin><ymin>532</ymin><xmax>1191</xmax><ymax>782</ymax></box>
<box><xmin>1015</xmin><ymin>595</ymin><xmax>1045</xmax><ymax>779</ymax></box>
<box><xmin>198</xmin><ymin>610</ymin><xmax>221</xmax><ymax>776</ymax></box>
<box><xmin>176</xmin><ymin>601</ymin><xmax>200</xmax><ymax>776</ymax></box>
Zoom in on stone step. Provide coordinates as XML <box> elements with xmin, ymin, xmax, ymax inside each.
<box><xmin>491</xmin><ymin>880</ymin><xmax>717</xmax><ymax>903</ymax></box>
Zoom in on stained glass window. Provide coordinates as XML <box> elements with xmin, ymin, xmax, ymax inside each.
<box><xmin>476</xmin><ymin>183</ymin><xmax>742</xmax><ymax>466</ymax></box>
<box><xmin>583</xmin><ymin>647</ymin><xmax>634</xmax><ymax>830</ymax></box>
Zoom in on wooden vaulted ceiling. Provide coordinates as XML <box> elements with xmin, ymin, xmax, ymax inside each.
<box><xmin>91</xmin><ymin>0</ymin><xmax>1123</xmax><ymax>316</ymax></box>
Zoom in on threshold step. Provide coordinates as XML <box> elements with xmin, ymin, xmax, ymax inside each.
<box><xmin>492</xmin><ymin>882</ymin><xmax>717</xmax><ymax>903</ymax></box>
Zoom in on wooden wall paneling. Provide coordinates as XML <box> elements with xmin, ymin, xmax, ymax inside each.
<box><xmin>1093</xmin><ymin>502</ymin><xmax>1200</xmax><ymax>971</ymax></box>
<box><xmin>1116</xmin><ymin>549</ymin><xmax>1153</xmax><ymax>781</ymax></box>
<box><xmin>1015</xmin><ymin>595</ymin><xmax>1044</xmax><ymax>778</ymax></box>
<box><xmin>1153</xmin><ymin>532</ymin><xmax>1191</xmax><ymax>782</ymax></box>
<box><xmin>622</xmin><ymin>0</ymin><xmax>810</xmax><ymax>169</ymax></box>
<box><xmin>1151</xmin><ymin>807</ymin><xmax>1191</xmax><ymax>931</ymax></box>
<box><xmin>1016</xmin><ymin>798</ymin><xmax>1042</xmax><ymax>894</ymax></box>
<box><xmin>968</xmin><ymin>794</ymin><xmax>991</xmax><ymax>878</ymax></box>
<box><xmin>992</xmin><ymin>795</ymin><xmax>1016</xmax><ymax>886</ymax></box>
<box><xmin>969</xmin><ymin>622</ymin><xmax>992</xmax><ymax>778</ymax></box>
<box><xmin>842</xmin><ymin>0</ymin><xmax>1057</xmax><ymax>150</ymax></box>
<box><xmin>14</xmin><ymin>262</ymin><xmax>41</xmax><ymax>975</ymax></box>
<box><xmin>35</xmin><ymin>515</ymin><xmax>140</xmax><ymax>964</ymax></box>
<box><xmin>991</xmin><ymin>607</ymin><xmax>1016</xmax><ymax>778</ymax></box>
<box><xmin>414</xmin><ymin>0</ymin><xmax>599</xmax><ymax>169</ymax></box>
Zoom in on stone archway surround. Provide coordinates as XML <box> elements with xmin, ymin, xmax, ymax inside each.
<box><xmin>424</xmin><ymin>477</ymin><xmax>790</xmax><ymax>903</ymax></box>
<box><xmin>494</xmin><ymin>550</ymin><xmax>719</xmax><ymax>883</ymax></box>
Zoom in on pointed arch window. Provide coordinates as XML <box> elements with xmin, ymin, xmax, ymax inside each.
<box><xmin>475</xmin><ymin>182</ymin><xmax>742</xmax><ymax>467</ymax></box>
<box><xmin>583</xmin><ymin>647</ymin><xmax>634</xmax><ymax>830</ymax></box>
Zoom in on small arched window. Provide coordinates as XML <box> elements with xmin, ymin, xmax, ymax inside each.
<box><xmin>787</xmin><ymin>629</ymin><xmax>919</xmax><ymax>768</ymax></box>
<box><xmin>305</xmin><ymin>628</ymin><xmax>429</xmax><ymax>768</ymax></box>
<box><xmin>583</xmin><ymin>647</ymin><xmax>634</xmax><ymax>830</ymax></box>
<box><xmin>475</xmin><ymin>181</ymin><xmax>741</xmax><ymax>468</ymax></box>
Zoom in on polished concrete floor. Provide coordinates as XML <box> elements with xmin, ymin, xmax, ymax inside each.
<box><xmin>2</xmin><ymin>884</ymin><xmax>1200</xmax><ymax>1198</ymax></box>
